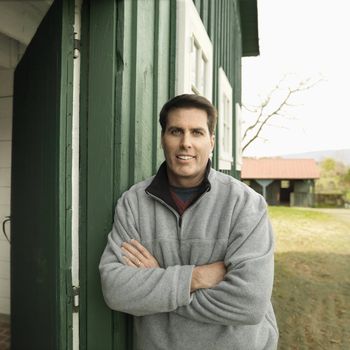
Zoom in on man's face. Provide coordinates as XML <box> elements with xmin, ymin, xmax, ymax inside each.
<box><xmin>161</xmin><ymin>107</ymin><xmax>215</xmax><ymax>188</ymax></box>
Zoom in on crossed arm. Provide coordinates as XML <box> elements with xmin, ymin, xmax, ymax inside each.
<box><xmin>122</xmin><ymin>239</ymin><xmax>226</xmax><ymax>292</ymax></box>
<box><xmin>100</xmin><ymin>193</ymin><xmax>274</xmax><ymax>325</ymax></box>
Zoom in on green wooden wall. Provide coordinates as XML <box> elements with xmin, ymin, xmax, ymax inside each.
<box><xmin>80</xmin><ymin>0</ymin><xmax>244</xmax><ymax>349</ymax></box>
<box><xmin>193</xmin><ymin>0</ymin><xmax>243</xmax><ymax>178</ymax></box>
<box><xmin>80</xmin><ymin>1</ymin><xmax>176</xmax><ymax>349</ymax></box>
<box><xmin>115</xmin><ymin>0</ymin><xmax>176</xmax><ymax>191</ymax></box>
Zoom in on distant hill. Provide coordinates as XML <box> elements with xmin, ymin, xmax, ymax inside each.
<box><xmin>282</xmin><ymin>149</ymin><xmax>350</xmax><ymax>165</ymax></box>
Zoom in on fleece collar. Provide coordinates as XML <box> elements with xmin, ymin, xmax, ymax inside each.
<box><xmin>145</xmin><ymin>160</ymin><xmax>212</xmax><ymax>213</ymax></box>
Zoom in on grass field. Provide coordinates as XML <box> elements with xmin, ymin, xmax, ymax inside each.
<box><xmin>269</xmin><ymin>207</ymin><xmax>350</xmax><ymax>350</ymax></box>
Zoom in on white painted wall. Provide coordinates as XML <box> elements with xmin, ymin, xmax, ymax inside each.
<box><xmin>0</xmin><ymin>0</ymin><xmax>53</xmax><ymax>317</ymax></box>
<box><xmin>0</xmin><ymin>68</ymin><xmax>13</xmax><ymax>315</ymax></box>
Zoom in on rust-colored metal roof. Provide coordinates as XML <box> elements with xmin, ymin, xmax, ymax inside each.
<box><xmin>241</xmin><ymin>157</ymin><xmax>320</xmax><ymax>179</ymax></box>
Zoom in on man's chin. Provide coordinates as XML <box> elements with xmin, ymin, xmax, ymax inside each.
<box><xmin>174</xmin><ymin>171</ymin><xmax>202</xmax><ymax>183</ymax></box>
<box><xmin>174</xmin><ymin>167</ymin><xmax>197</xmax><ymax>178</ymax></box>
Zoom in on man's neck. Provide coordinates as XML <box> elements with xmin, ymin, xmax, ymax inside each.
<box><xmin>166</xmin><ymin>170</ymin><xmax>205</xmax><ymax>188</ymax></box>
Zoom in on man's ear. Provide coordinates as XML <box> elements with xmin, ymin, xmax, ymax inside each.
<box><xmin>210</xmin><ymin>134</ymin><xmax>215</xmax><ymax>151</ymax></box>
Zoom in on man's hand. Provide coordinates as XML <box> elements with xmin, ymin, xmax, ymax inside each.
<box><xmin>191</xmin><ymin>262</ymin><xmax>226</xmax><ymax>292</ymax></box>
<box><xmin>121</xmin><ymin>239</ymin><xmax>160</xmax><ymax>268</ymax></box>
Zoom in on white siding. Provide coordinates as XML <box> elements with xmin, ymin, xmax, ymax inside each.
<box><xmin>0</xmin><ymin>68</ymin><xmax>13</xmax><ymax>315</ymax></box>
<box><xmin>176</xmin><ymin>0</ymin><xmax>213</xmax><ymax>101</ymax></box>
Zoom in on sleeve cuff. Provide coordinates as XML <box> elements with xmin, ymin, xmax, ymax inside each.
<box><xmin>176</xmin><ymin>265</ymin><xmax>195</xmax><ymax>307</ymax></box>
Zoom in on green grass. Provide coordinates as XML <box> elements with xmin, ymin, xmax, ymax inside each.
<box><xmin>269</xmin><ymin>207</ymin><xmax>350</xmax><ymax>350</ymax></box>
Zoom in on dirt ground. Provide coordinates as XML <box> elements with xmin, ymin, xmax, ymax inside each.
<box><xmin>269</xmin><ymin>207</ymin><xmax>350</xmax><ymax>350</ymax></box>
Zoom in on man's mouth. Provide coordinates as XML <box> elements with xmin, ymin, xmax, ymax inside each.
<box><xmin>176</xmin><ymin>155</ymin><xmax>195</xmax><ymax>160</ymax></box>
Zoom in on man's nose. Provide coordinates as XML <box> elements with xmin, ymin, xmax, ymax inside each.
<box><xmin>180</xmin><ymin>132</ymin><xmax>192</xmax><ymax>149</ymax></box>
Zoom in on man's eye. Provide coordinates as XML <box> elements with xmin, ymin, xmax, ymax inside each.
<box><xmin>193</xmin><ymin>130</ymin><xmax>203</xmax><ymax>136</ymax></box>
<box><xmin>171</xmin><ymin>129</ymin><xmax>181</xmax><ymax>135</ymax></box>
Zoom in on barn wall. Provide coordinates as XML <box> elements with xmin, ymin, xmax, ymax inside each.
<box><xmin>80</xmin><ymin>1</ymin><xmax>248</xmax><ymax>348</ymax></box>
<box><xmin>112</xmin><ymin>0</ymin><xmax>245</xmax><ymax>183</ymax></box>
<box><xmin>112</xmin><ymin>0</ymin><xmax>244</xmax><ymax>185</ymax></box>
<box><xmin>80</xmin><ymin>1</ymin><xmax>176</xmax><ymax>349</ymax></box>
<box><xmin>266</xmin><ymin>181</ymin><xmax>280</xmax><ymax>205</ymax></box>
<box><xmin>115</xmin><ymin>0</ymin><xmax>175</xmax><ymax>193</ymax></box>
<box><xmin>292</xmin><ymin>180</ymin><xmax>315</xmax><ymax>207</ymax></box>
<box><xmin>194</xmin><ymin>0</ymin><xmax>242</xmax><ymax>177</ymax></box>
<box><xmin>294</xmin><ymin>180</ymin><xmax>310</xmax><ymax>193</ymax></box>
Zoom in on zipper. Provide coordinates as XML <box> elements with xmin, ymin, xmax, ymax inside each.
<box><xmin>145</xmin><ymin>191</ymin><xmax>181</xmax><ymax>226</ymax></box>
<box><xmin>145</xmin><ymin>187</ymin><xmax>210</xmax><ymax>232</ymax></box>
<box><xmin>146</xmin><ymin>188</ymin><xmax>210</xmax><ymax>265</ymax></box>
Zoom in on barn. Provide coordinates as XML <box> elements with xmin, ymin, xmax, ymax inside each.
<box><xmin>0</xmin><ymin>1</ymin><xmax>259</xmax><ymax>349</ymax></box>
<box><xmin>241</xmin><ymin>157</ymin><xmax>320</xmax><ymax>207</ymax></box>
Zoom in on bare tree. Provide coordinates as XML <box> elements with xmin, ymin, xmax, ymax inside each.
<box><xmin>241</xmin><ymin>74</ymin><xmax>324</xmax><ymax>153</ymax></box>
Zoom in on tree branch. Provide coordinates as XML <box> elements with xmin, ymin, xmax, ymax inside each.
<box><xmin>242</xmin><ymin>74</ymin><xmax>323</xmax><ymax>153</ymax></box>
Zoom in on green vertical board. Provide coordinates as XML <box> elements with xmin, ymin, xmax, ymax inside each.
<box><xmin>152</xmin><ymin>0</ymin><xmax>173</xmax><ymax>171</ymax></box>
<box><xmin>132</xmin><ymin>0</ymin><xmax>155</xmax><ymax>182</ymax></box>
<box><xmin>79</xmin><ymin>0</ymin><xmax>120</xmax><ymax>349</ymax></box>
<box><xmin>11</xmin><ymin>0</ymin><xmax>74</xmax><ymax>349</ymax></box>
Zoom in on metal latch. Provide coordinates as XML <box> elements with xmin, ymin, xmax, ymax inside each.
<box><xmin>72</xmin><ymin>286</ymin><xmax>80</xmax><ymax>313</ymax></box>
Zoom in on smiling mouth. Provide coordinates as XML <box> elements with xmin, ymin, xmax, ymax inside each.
<box><xmin>176</xmin><ymin>155</ymin><xmax>195</xmax><ymax>160</ymax></box>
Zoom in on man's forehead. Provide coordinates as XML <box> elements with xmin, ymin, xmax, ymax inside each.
<box><xmin>168</xmin><ymin>106</ymin><xmax>207</xmax><ymax>116</ymax></box>
<box><xmin>167</xmin><ymin>108</ymin><xmax>208</xmax><ymax>124</ymax></box>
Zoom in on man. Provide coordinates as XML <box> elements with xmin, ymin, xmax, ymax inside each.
<box><xmin>99</xmin><ymin>94</ymin><xmax>278</xmax><ymax>349</ymax></box>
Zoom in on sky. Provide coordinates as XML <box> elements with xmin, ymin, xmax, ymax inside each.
<box><xmin>241</xmin><ymin>0</ymin><xmax>350</xmax><ymax>157</ymax></box>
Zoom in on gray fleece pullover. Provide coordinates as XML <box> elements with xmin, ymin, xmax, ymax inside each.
<box><xmin>99</xmin><ymin>166</ymin><xmax>279</xmax><ymax>350</ymax></box>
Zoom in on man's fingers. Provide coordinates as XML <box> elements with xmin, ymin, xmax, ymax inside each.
<box><xmin>122</xmin><ymin>247</ymin><xmax>143</xmax><ymax>267</ymax></box>
<box><xmin>123</xmin><ymin>256</ymin><xmax>138</xmax><ymax>268</ymax></box>
<box><xmin>121</xmin><ymin>240</ymin><xmax>159</xmax><ymax>268</ymax></box>
<box><xmin>123</xmin><ymin>240</ymin><xmax>151</xmax><ymax>260</ymax></box>
<box><xmin>130</xmin><ymin>239</ymin><xmax>152</xmax><ymax>258</ymax></box>
<box><xmin>122</xmin><ymin>242</ymin><xmax>144</xmax><ymax>261</ymax></box>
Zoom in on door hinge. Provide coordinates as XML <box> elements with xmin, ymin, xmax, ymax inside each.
<box><xmin>72</xmin><ymin>286</ymin><xmax>80</xmax><ymax>313</ymax></box>
<box><xmin>73</xmin><ymin>39</ymin><xmax>80</xmax><ymax>59</ymax></box>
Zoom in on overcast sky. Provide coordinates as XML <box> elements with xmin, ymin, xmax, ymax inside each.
<box><xmin>242</xmin><ymin>0</ymin><xmax>350</xmax><ymax>157</ymax></box>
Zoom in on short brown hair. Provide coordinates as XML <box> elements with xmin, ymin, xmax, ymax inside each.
<box><xmin>159</xmin><ymin>94</ymin><xmax>217</xmax><ymax>135</ymax></box>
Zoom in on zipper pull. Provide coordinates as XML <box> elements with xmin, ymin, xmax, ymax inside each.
<box><xmin>179</xmin><ymin>216</ymin><xmax>182</xmax><ymax>228</ymax></box>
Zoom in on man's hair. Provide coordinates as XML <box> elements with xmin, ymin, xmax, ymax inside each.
<box><xmin>159</xmin><ymin>94</ymin><xmax>218</xmax><ymax>135</ymax></box>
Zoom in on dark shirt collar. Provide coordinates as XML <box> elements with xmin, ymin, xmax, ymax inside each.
<box><xmin>145</xmin><ymin>160</ymin><xmax>212</xmax><ymax>213</ymax></box>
